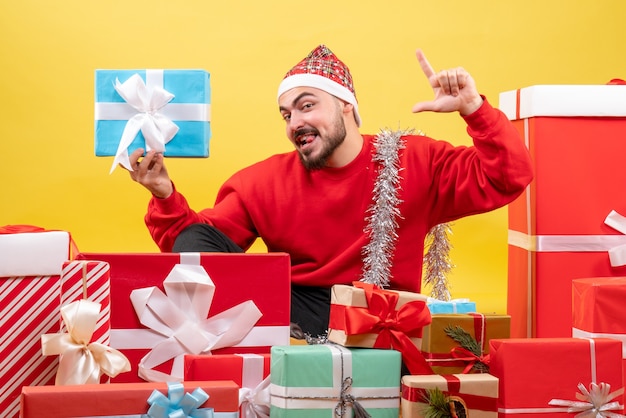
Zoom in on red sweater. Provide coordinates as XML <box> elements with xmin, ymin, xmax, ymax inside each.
<box><xmin>146</xmin><ymin>99</ymin><xmax>533</xmax><ymax>293</ymax></box>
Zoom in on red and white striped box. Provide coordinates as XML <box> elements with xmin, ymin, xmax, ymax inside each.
<box><xmin>0</xmin><ymin>228</ymin><xmax>72</xmax><ymax>418</ymax></box>
<box><xmin>60</xmin><ymin>260</ymin><xmax>111</xmax><ymax>346</ymax></box>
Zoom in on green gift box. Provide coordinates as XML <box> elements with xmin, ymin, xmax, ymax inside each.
<box><xmin>270</xmin><ymin>344</ymin><xmax>401</xmax><ymax>417</ymax></box>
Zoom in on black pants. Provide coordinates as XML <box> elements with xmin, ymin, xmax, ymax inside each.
<box><xmin>172</xmin><ymin>223</ymin><xmax>331</xmax><ymax>337</ymax></box>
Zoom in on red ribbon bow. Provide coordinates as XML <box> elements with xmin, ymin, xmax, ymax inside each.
<box><xmin>450</xmin><ymin>346</ymin><xmax>491</xmax><ymax>374</ymax></box>
<box><xmin>338</xmin><ymin>282</ymin><xmax>433</xmax><ymax>375</ymax></box>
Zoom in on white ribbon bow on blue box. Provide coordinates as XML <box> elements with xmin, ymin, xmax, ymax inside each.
<box><xmin>94</xmin><ymin>69</ymin><xmax>211</xmax><ymax>173</ymax></box>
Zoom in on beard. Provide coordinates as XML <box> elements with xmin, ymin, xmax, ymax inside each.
<box><xmin>297</xmin><ymin>110</ymin><xmax>347</xmax><ymax>171</ymax></box>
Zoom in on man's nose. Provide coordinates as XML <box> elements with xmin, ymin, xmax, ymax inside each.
<box><xmin>288</xmin><ymin>111</ymin><xmax>304</xmax><ymax>131</ymax></box>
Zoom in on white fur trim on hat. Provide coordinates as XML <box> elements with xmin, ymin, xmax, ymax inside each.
<box><xmin>277</xmin><ymin>73</ymin><xmax>362</xmax><ymax>127</ymax></box>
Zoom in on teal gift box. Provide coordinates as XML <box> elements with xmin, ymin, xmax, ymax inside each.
<box><xmin>427</xmin><ymin>298</ymin><xmax>477</xmax><ymax>314</ymax></box>
<box><xmin>95</xmin><ymin>69</ymin><xmax>211</xmax><ymax>170</ymax></box>
<box><xmin>270</xmin><ymin>344</ymin><xmax>401</xmax><ymax>418</ymax></box>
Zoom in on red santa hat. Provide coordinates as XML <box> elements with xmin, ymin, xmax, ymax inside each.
<box><xmin>277</xmin><ymin>45</ymin><xmax>362</xmax><ymax>127</ymax></box>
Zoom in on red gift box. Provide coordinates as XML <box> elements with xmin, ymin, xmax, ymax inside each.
<box><xmin>490</xmin><ymin>337</ymin><xmax>624</xmax><ymax>418</ymax></box>
<box><xmin>184</xmin><ymin>353</ymin><xmax>270</xmax><ymax>385</ymax></box>
<box><xmin>75</xmin><ymin>252</ymin><xmax>291</xmax><ymax>383</ymax></box>
<box><xmin>572</xmin><ymin>277</ymin><xmax>626</xmax><ymax>386</ymax></box>
<box><xmin>185</xmin><ymin>353</ymin><xmax>271</xmax><ymax>417</ymax></box>
<box><xmin>20</xmin><ymin>380</ymin><xmax>239</xmax><ymax>417</ymax></box>
<box><xmin>499</xmin><ymin>85</ymin><xmax>626</xmax><ymax>338</ymax></box>
<box><xmin>0</xmin><ymin>228</ymin><xmax>73</xmax><ymax>418</ymax></box>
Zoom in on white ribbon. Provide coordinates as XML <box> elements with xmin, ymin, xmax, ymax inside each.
<box><xmin>240</xmin><ymin>376</ymin><xmax>271</xmax><ymax>418</ymax></box>
<box><xmin>238</xmin><ymin>354</ymin><xmax>271</xmax><ymax>418</ymax></box>
<box><xmin>130</xmin><ymin>263</ymin><xmax>263</xmax><ymax>382</ymax></box>
<box><xmin>549</xmin><ymin>382</ymin><xmax>625</xmax><ymax>418</ymax></box>
<box><xmin>109</xmin><ymin>73</ymin><xmax>179</xmax><ymax>173</ymax></box>
<box><xmin>508</xmin><ymin>210</ymin><xmax>626</xmax><ymax>267</ymax></box>
<box><xmin>604</xmin><ymin>211</ymin><xmax>626</xmax><ymax>267</ymax></box>
<box><xmin>41</xmin><ymin>299</ymin><xmax>131</xmax><ymax>385</ymax></box>
<box><xmin>573</xmin><ymin>328</ymin><xmax>626</xmax><ymax>358</ymax></box>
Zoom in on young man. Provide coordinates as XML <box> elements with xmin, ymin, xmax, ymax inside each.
<box><xmin>125</xmin><ymin>45</ymin><xmax>533</xmax><ymax>337</ymax></box>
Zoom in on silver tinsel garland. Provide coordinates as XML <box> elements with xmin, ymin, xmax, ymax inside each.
<box><xmin>422</xmin><ymin>222</ymin><xmax>455</xmax><ymax>300</ymax></box>
<box><xmin>359</xmin><ymin>129</ymin><xmax>409</xmax><ymax>288</ymax></box>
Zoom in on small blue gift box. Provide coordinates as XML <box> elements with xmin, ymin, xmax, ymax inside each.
<box><xmin>427</xmin><ymin>298</ymin><xmax>477</xmax><ymax>314</ymax></box>
<box><xmin>95</xmin><ymin>69</ymin><xmax>211</xmax><ymax>171</ymax></box>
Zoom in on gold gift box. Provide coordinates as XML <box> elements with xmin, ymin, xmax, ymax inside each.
<box><xmin>421</xmin><ymin>313</ymin><xmax>510</xmax><ymax>374</ymax></box>
<box><xmin>401</xmin><ymin>373</ymin><xmax>498</xmax><ymax>418</ymax></box>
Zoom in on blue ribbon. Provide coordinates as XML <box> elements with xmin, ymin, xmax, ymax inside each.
<box><xmin>145</xmin><ymin>382</ymin><xmax>214</xmax><ymax>418</ymax></box>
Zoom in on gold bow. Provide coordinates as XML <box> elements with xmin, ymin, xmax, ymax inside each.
<box><xmin>41</xmin><ymin>299</ymin><xmax>131</xmax><ymax>385</ymax></box>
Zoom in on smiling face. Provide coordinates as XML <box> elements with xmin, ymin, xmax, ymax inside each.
<box><xmin>278</xmin><ymin>87</ymin><xmax>350</xmax><ymax>170</ymax></box>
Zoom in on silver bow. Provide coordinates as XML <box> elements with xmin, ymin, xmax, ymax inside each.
<box><xmin>549</xmin><ymin>382</ymin><xmax>625</xmax><ymax>418</ymax></box>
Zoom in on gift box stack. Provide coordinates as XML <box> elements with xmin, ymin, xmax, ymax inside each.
<box><xmin>489</xmin><ymin>83</ymin><xmax>626</xmax><ymax>418</ymax></box>
<box><xmin>0</xmin><ymin>227</ymin><xmax>116</xmax><ymax>417</ymax></box>
<box><xmin>500</xmin><ymin>83</ymin><xmax>626</xmax><ymax>339</ymax></box>
<box><xmin>1</xmin><ymin>227</ymin><xmax>71</xmax><ymax>417</ymax></box>
<box><xmin>404</xmin><ymin>295</ymin><xmax>504</xmax><ymax>418</ymax></box>
<box><xmin>322</xmin><ymin>281</ymin><xmax>508</xmax><ymax>418</ymax></box>
<box><xmin>15</xmin><ymin>248</ymin><xmax>292</xmax><ymax>417</ymax></box>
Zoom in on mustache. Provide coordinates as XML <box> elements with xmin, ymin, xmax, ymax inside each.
<box><xmin>294</xmin><ymin>128</ymin><xmax>319</xmax><ymax>137</ymax></box>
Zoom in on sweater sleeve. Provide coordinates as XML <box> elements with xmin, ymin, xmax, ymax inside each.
<box><xmin>144</xmin><ymin>183</ymin><xmax>209</xmax><ymax>252</ymax></box>
<box><xmin>145</xmin><ymin>173</ymin><xmax>260</xmax><ymax>252</ymax></box>
<box><xmin>424</xmin><ymin>97</ymin><xmax>533</xmax><ymax>225</ymax></box>
<box><xmin>463</xmin><ymin>96</ymin><xmax>534</xmax><ymax>193</ymax></box>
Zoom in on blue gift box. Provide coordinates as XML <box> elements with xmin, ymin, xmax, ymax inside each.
<box><xmin>94</xmin><ymin>69</ymin><xmax>211</xmax><ymax>169</ymax></box>
<box><xmin>426</xmin><ymin>298</ymin><xmax>477</xmax><ymax>314</ymax></box>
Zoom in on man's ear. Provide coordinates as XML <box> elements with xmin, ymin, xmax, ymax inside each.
<box><xmin>344</xmin><ymin>102</ymin><xmax>360</xmax><ymax>127</ymax></box>
<box><xmin>342</xmin><ymin>101</ymin><xmax>354</xmax><ymax>117</ymax></box>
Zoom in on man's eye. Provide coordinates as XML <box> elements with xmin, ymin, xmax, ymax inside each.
<box><xmin>302</xmin><ymin>103</ymin><xmax>313</xmax><ymax>110</ymax></box>
<box><xmin>282</xmin><ymin>114</ymin><xmax>291</xmax><ymax>121</ymax></box>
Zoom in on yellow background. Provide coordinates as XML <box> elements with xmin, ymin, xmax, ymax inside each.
<box><xmin>2</xmin><ymin>1</ymin><xmax>624</xmax><ymax>314</ymax></box>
